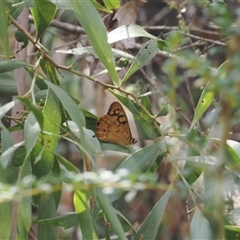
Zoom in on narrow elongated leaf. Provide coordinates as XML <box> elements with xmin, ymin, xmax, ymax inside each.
<box><xmin>0</xmin><ymin>59</ymin><xmax>30</xmax><ymax>73</ymax></box>
<box><xmin>0</xmin><ymin>123</ymin><xmax>19</xmax><ymax>239</ymax></box>
<box><xmin>122</xmin><ymin>39</ymin><xmax>159</xmax><ymax>83</ymax></box>
<box><xmin>0</xmin><ymin>122</ymin><xmax>19</xmax><ymax>181</ymax></box>
<box><xmin>102</xmin><ymin>0</ymin><xmax>120</xmax><ymax>10</ymax></box>
<box><xmin>190</xmin><ymin>208</ymin><xmax>212</xmax><ymax>240</ymax></box>
<box><xmin>50</xmin><ymin>159</ymin><xmax>62</xmax><ymax>208</ymax></box>
<box><xmin>90</xmin><ymin>0</ymin><xmax>113</xmax><ymax>12</ymax></box>
<box><xmin>69</xmin><ymin>0</ymin><xmax>119</xmax><ymax>84</ymax></box>
<box><xmin>44</xmin><ymin>81</ymin><xmax>85</xmax><ymax>127</ymax></box>
<box><xmin>24</xmin><ymin>112</ymin><xmax>41</xmax><ymax>159</ymax></box>
<box><xmin>0</xmin><ymin>202</ymin><xmax>12</xmax><ymax>240</ymax></box>
<box><xmin>116</xmin><ymin>143</ymin><xmax>163</xmax><ymax>172</ymax></box>
<box><xmin>19</xmin><ymin>159</ymin><xmax>32</xmax><ymax>232</ymax></box>
<box><xmin>0</xmin><ymin>73</ymin><xmax>17</xmax><ymax>96</ymax></box>
<box><xmin>108</xmin><ymin>24</ymin><xmax>169</xmax><ymax>51</ymax></box>
<box><xmin>226</xmin><ymin>140</ymin><xmax>240</xmax><ymax>170</ymax></box>
<box><xmin>0</xmin><ymin>100</ymin><xmax>17</xmax><ymax>120</ymax></box>
<box><xmin>32</xmin><ymin>89</ymin><xmax>61</xmax><ymax>178</ymax></box>
<box><xmin>190</xmin><ymin>81</ymin><xmax>215</xmax><ymax>130</ymax></box>
<box><xmin>0</xmin><ymin>1</ymin><xmax>9</xmax><ymax>58</ymax></box>
<box><xmin>110</xmin><ymin>143</ymin><xmax>166</xmax><ymax>202</ymax></box>
<box><xmin>45</xmin><ymin>81</ymin><xmax>97</xmax><ymax>154</ymax></box>
<box><xmin>30</xmin><ymin>0</ymin><xmax>57</xmax><ymax>39</ymax></box>
<box><xmin>133</xmin><ymin>185</ymin><xmax>172</xmax><ymax>240</ymax></box>
<box><xmin>74</xmin><ymin>191</ymin><xmax>98</xmax><ymax>240</ymax></box>
<box><xmin>225</xmin><ymin>225</ymin><xmax>240</xmax><ymax>239</ymax></box>
<box><xmin>96</xmin><ymin>188</ymin><xmax>128</xmax><ymax>240</ymax></box>
<box><xmin>12</xmin><ymin>146</ymin><xmax>26</xmax><ymax>167</ymax></box>
<box><xmin>0</xmin><ymin>141</ymin><xmax>25</xmax><ymax>169</ymax></box>
<box><xmin>38</xmin><ymin>194</ymin><xmax>58</xmax><ymax>240</ymax></box>
<box><xmin>56</xmin><ymin>154</ymin><xmax>79</xmax><ymax>173</ymax></box>
<box><xmin>18</xmin><ymin>97</ymin><xmax>44</xmax><ymax>129</ymax></box>
<box><xmin>39</xmin><ymin>213</ymin><xmax>79</xmax><ymax>229</ymax></box>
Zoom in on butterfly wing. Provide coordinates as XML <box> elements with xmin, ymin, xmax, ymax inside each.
<box><xmin>96</xmin><ymin>102</ymin><xmax>137</xmax><ymax>146</ymax></box>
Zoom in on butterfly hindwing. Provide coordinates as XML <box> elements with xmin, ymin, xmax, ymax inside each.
<box><xmin>95</xmin><ymin>102</ymin><xmax>137</xmax><ymax>146</ymax></box>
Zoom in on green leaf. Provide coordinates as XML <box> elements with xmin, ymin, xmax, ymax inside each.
<box><xmin>43</xmin><ymin>59</ymin><xmax>59</xmax><ymax>85</ymax></box>
<box><xmin>32</xmin><ymin>89</ymin><xmax>61</xmax><ymax>178</ymax></box>
<box><xmin>190</xmin><ymin>208</ymin><xmax>212</xmax><ymax>239</ymax></box>
<box><xmin>19</xmin><ymin>159</ymin><xmax>32</xmax><ymax>232</ymax></box>
<box><xmin>74</xmin><ymin>191</ymin><xmax>98</xmax><ymax>240</ymax></box>
<box><xmin>108</xmin><ymin>25</ymin><xmax>169</xmax><ymax>52</ymax></box>
<box><xmin>12</xmin><ymin>146</ymin><xmax>26</xmax><ymax>167</ymax></box>
<box><xmin>0</xmin><ymin>59</ymin><xmax>30</xmax><ymax>73</ymax></box>
<box><xmin>102</xmin><ymin>0</ymin><xmax>120</xmax><ymax>10</ymax></box>
<box><xmin>45</xmin><ymin>81</ymin><xmax>98</xmax><ymax>155</ymax></box>
<box><xmin>226</xmin><ymin>140</ymin><xmax>240</xmax><ymax>167</ymax></box>
<box><xmin>0</xmin><ymin>122</ymin><xmax>19</xmax><ymax>181</ymax></box>
<box><xmin>30</xmin><ymin>0</ymin><xmax>57</xmax><ymax>39</ymax></box>
<box><xmin>15</xmin><ymin>29</ymin><xmax>29</xmax><ymax>49</ymax></box>
<box><xmin>0</xmin><ymin>100</ymin><xmax>16</xmax><ymax>120</ymax></box>
<box><xmin>181</xmin><ymin>161</ymin><xmax>203</xmax><ymax>186</ymax></box>
<box><xmin>96</xmin><ymin>188</ymin><xmax>128</xmax><ymax>240</ymax></box>
<box><xmin>0</xmin><ymin>202</ymin><xmax>12</xmax><ymax>240</ymax></box>
<box><xmin>225</xmin><ymin>225</ymin><xmax>240</xmax><ymax>240</ymax></box>
<box><xmin>67</xmin><ymin>119</ymin><xmax>102</xmax><ymax>155</ymax></box>
<box><xmin>0</xmin><ymin>73</ymin><xmax>18</xmax><ymax>96</ymax></box>
<box><xmin>38</xmin><ymin>193</ymin><xmax>58</xmax><ymax>240</ymax></box>
<box><xmin>24</xmin><ymin>112</ymin><xmax>41</xmax><ymax>159</ymax></box>
<box><xmin>122</xmin><ymin>39</ymin><xmax>160</xmax><ymax>83</ymax></box>
<box><xmin>39</xmin><ymin>213</ymin><xmax>79</xmax><ymax>229</ymax></box>
<box><xmin>0</xmin><ymin>141</ymin><xmax>25</xmax><ymax>169</ymax></box>
<box><xmin>69</xmin><ymin>0</ymin><xmax>119</xmax><ymax>84</ymax></box>
<box><xmin>18</xmin><ymin>97</ymin><xmax>44</xmax><ymax>129</ymax></box>
<box><xmin>117</xmin><ymin>143</ymin><xmax>164</xmax><ymax>172</ymax></box>
<box><xmin>44</xmin><ymin>81</ymin><xmax>85</xmax><ymax>127</ymax></box>
<box><xmin>0</xmin><ymin>1</ymin><xmax>10</xmax><ymax>58</ymax></box>
<box><xmin>50</xmin><ymin>159</ymin><xmax>62</xmax><ymax>208</ymax></box>
<box><xmin>0</xmin><ymin>123</ymin><xmax>19</xmax><ymax>239</ymax></box>
<box><xmin>133</xmin><ymin>185</ymin><xmax>172</xmax><ymax>240</ymax></box>
<box><xmin>90</xmin><ymin>0</ymin><xmax>113</xmax><ymax>13</ymax></box>
<box><xmin>56</xmin><ymin>154</ymin><xmax>79</xmax><ymax>174</ymax></box>
<box><xmin>97</xmin><ymin>141</ymin><xmax>136</xmax><ymax>153</ymax></box>
<box><xmin>110</xmin><ymin>143</ymin><xmax>166</xmax><ymax>202</ymax></box>
<box><xmin>190</xmin><ymin>81</ymin><xmax>215</xmax><ymax>130</ymax></box>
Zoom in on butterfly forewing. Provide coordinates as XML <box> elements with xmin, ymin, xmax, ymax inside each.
<box><xmin>95</xmin><ymin>102</ymin><xmax>137</xmax><ymax>146</ymax></box>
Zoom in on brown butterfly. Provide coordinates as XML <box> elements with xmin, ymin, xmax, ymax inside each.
<box><xmin>95</xmin><ymin>102</ymin><xmax>137</xmax><ymax>146</ymax></box>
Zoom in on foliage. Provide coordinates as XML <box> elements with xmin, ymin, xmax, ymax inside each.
<box><xmin>1</xmin><ymin>0</ymin><xmax>240</xmax><ymax>239</ymax></box>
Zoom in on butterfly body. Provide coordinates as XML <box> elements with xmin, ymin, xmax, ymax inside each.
<box><xmin>96</xmin><ymin>102</ymin><xmax>137</xmax><ymax>146</ymax></box>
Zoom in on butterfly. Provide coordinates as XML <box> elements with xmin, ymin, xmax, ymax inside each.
<box><xmin>95</xmin><ymin>102</ymin><xmax>137</xmax><ymax>146</ymax></box>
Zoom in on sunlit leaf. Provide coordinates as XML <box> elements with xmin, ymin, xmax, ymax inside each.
<box><xmin>74</xmin><ymin>191</ymin><xmax>98</xmax><ymax>239</ymax></box>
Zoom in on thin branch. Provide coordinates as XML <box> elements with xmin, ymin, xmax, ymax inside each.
<box><xmin>28</xmin><ymin>15</ymin><xmax>85</xmax><ymax>34</ymax></box>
